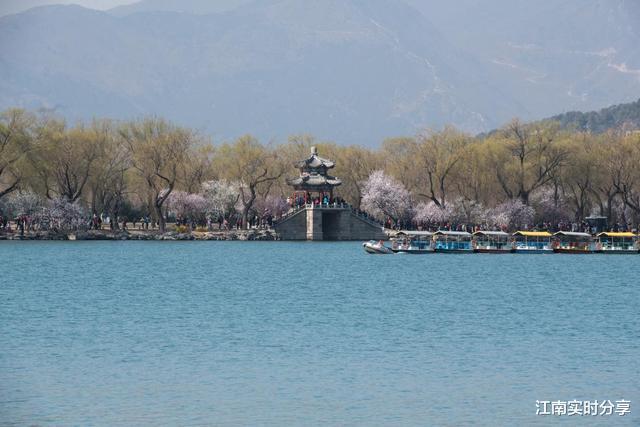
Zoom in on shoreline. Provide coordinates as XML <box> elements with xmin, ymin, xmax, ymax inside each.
<box><xmin>0</xmin><ymin>229</ymin><xmax>280</xmax><ymax>241</ymax></box>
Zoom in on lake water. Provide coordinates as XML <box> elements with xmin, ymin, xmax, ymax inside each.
<box><xmin>1</xmin><ymin>241</ymin><xmax>638</xmax><ymax>426</ymax></box>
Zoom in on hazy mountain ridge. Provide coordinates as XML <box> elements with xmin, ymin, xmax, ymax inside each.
<box><xmin>0</xmin><ymin>0</ymin><xmax>638</xmax><ymax>144</ymax></box>
<box><xmin>545</xmin><ymin>98</ymin><xmax>640</xmax><ymax>133</ymax></box>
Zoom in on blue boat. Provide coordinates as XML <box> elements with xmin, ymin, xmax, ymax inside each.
<box><xmin>472</xmin><ymin>231</ymin><xmax>512</xmax><ymax>253</ymax></box>
<box><xmin>512</xmin><ymin>231</ymin><xmax>553</xmax><ymax>254</ymax></box>
<box><xmin>433</xmin><ymin>231</ymin><xmax>473</xmax><ymax>253</ymax></box>
<box><xmin>390</xmin><ymin>231</ymin><xmax>435</xmax><ymax>254</ymax></box>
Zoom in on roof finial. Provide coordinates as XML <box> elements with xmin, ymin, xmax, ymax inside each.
<box><xmin>311</xmin><ymin>146</ymin><xmax>317</xmax><ymax>156</ymax></box>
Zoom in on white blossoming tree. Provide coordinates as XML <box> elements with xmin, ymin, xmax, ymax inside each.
<box><xmin>259</xmin><ymin>195</ymin><xmax>289</xmax><ymax>219</ymax></box>
<box><xmin>34</xmin><ymin>198</ymin><xmax>87</xmax><ymax>231</ymax></box>
<box><xmin>446</xmin><ymin>197</ymin><xmax>488</xmax><ymax>226</ymax></box>
<box><xmin>413</xmin><ymin>201</ymin><xmax>449</xmax><ymax>227</ymax></box>
<box><xmin>166</xmin><ymin>191</ymin><xmax>207</xmax><ymax>220</ymax></box>
<box><xmin>490</xmin><ymin>199</ymin><xmax>535</xmax><ymax>231</ymax></box>
<box><xmin>361</xmin><ymin>170</ymin><xmax>411</xmax><ymax>224</ymax></box>
<box><xmin>5</xmin><ymin>190</ymin><xmax>44</xmax><ymax>216</ymax></box>
<box><xmin>201</xmin><ymin>180</ymin><xmax>241</xmax><ymax>220</ymax></box>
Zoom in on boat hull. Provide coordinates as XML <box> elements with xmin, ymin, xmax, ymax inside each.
<box><xmin>513</xmin><ymin>249</ymin><xmax>553</xmax><ymax>254</ymax></box>
<box><xmin>363</xmin><ymin>241</ymin><xmax>393</xmax><ymax>254</ymax></box>
<box><xmin>553</xmin><ymin>248</ymin><xmax>593</xmax><ymax>254</ymax></box>
<box><xmin>392</xmin><ymin>249</ymin><xmax>435</xmax><ymax>254</ymax></box>
<box><xmin>594</xmin><ymin>249</ymin><xmax>640</xmax><ymax>255</ymax></box>
<box><xmin>435</xmin><ymin>249</ymin><xmax>473</xmax><ymax>254</ymax></box>
<box><xmin>474</xmin><ymin>248</ymin><xmax>512</xmax><ymax>254</ymax></box>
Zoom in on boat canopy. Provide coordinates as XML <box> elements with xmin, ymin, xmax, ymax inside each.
<box><xmin>434</xmin><ymin>230</ymin><xmax>472</xmax><ymax>237</ymax></box>
<box><xmin>553</xmin><ymin>231</ymin><xmax>592</xmax><ymax>238</ymax></box>
<box><xmin>394</xmin><ymin>230</ymin><xmax>434</xmax><ymax>237</ymax></box>
<box><xmin>596</xmin><ymin>232</ymin><xmax>636</xmax><ymax>238</ymax></box>
<box><xmin>513</xmin><ymin>231</ymin><xmax>552</xmax><ymax>237</ymax></box>
<box><xmin>473</xmin><ymin>231</ymin><xmax>510</xmax><ymax>238</ymax></box>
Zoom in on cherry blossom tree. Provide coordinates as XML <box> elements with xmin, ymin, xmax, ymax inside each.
<box><xmin>33</xmin><ymin>198</ymin><xmax>87</xmax><ymax>231</ymax></box>
<box><xmin>413</xmin><ymin>201</ymin><xmax>449</xmax><ymax>226</ymax></box>
<box><xmin>530</xmin><ymin>188</ymin><xmax>571</xmax><ymax>226</ymax></box>
<box><xmin>490</xmin><ymin>199</ymin><xmax>535</xmax><ymax>231</ymax></box>
<box><xmin>201</xmin><ymin>179</ymin><xmax>241</xmax><ymax>220</ymax></box>
<box><xmin>166</xmin><ymin>191</ymin><xmax>207</xmax><ymax>220</ymax></box>
<box><xmin>258</xmin><ymin>194</ymin><xmax>289</xmax><ymax>219</ymax></box>
<box><xmin>5</xmin><ymin>190</ymin><xmax>43</xmax><ymax>216</ymax></box>
<box><xmin>446</xmin><ymin>197</ymin><xmax>488</xmax><ymax>226</ymax></box>
<box><xmin>361</xmin><ymin>170</ymin><xmax>411</xmax><ymax>223</ymax></box>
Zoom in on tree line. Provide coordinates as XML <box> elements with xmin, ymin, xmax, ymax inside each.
<box><xmin>1</xmin><ymin>108</ymin><xmax>640</xmax><ymax>232</ymax></box>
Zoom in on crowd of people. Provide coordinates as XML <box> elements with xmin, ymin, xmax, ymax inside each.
<box><xmin>287</xmin><ymin>193</ymin><xmax>347</xmax><ymax>209</ymax></box>
<box><xmin>2</xmin><ymin>201</ymin><xmax>637</xmax><ymax>237</ymax></box>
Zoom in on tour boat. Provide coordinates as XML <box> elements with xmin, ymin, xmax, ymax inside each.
<box><xmin>390</xmin><ymin>231</ymin><xmax>435</xmax><ymax>254</ymax></box>
<box><xmin>593</xmin><ymin>232</ymin><xmax>639</xmax><ymax>254</ymax></box>
<box><xmin>472</xmin><ymin>231</ymin><xmax>512</xmax><ymax>253</ymax></box>
<box><xmin>362</xmin><ymin>240</ymin><xmax>394</xmax><ymax>254</ymax></box>
<box><xmin>552</xmin><ymin>231</ymin><xmax>594</xmax><ymax>254</ymax></box>
<box><xmin>512</xmin><ymin>231</ymin><xmax>553</xmax><ymax>254</ymax></box>
<box><xmin>433</xmin><ymin>230</ymin><xmax>473</xmax><ymax>253</ymax></box>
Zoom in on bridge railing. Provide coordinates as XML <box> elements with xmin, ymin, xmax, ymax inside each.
<box><xmin>274</xmin><ymin>203</ymin><xmax>385</xmax><ymax>228</ymax></box>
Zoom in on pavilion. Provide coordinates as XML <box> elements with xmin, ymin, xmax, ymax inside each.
<box><xmin>274</xmin><ymin>147</ymin><xmax>385</xmax><ymax>241</ymax></box>
<box><xmin>286</xmin><ymin>146</ymin><xmax>342</xmax><ymax>206</ymax></box>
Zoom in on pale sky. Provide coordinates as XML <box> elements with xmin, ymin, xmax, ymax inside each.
<box><xmin>0</xmin><ymin>0</ymin><xmax>137</xmax><ymax>16</ymax></box>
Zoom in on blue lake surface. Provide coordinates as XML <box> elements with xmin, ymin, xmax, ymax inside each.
<box><xmin>1</xmin><ymin>241</ymin><xmax>639</xmax><ymax>426</ymax></box>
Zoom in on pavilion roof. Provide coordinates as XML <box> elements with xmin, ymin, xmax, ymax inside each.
<box><xmin>294</xmin><ymin>146</ymin><xmax>336</xmax><ymax>169</ymax></box>
<box><xmin>287</xmin><ymin>174</ymin><xmax>342</xmax><ymax>187</ymax></box>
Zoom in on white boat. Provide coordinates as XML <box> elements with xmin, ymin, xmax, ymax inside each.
<box><xmin>363</xmin><ymin>240</ymin><xmax>394</xmax><ymax>254</ymax></box>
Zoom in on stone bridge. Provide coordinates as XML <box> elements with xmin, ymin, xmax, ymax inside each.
<box><xmin>273</xmin><ymin>203</ymin><xmax>387</xmax><ymax>241</ymax></box>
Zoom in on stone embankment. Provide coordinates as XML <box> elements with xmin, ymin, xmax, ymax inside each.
<box><xmin>0</xmin><ymin>229</ymin><xmax>279</xmax><ymax>241</ymax></box>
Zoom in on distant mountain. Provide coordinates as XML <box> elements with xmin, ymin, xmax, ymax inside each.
<box><xmin>109</xmin><ymin>0</ymin><xmax>252</xmax><ymax>16</ymax></box>
<box><xmin>406</xmin><ymin>0</ymin><xmax>640</xmax><ymax>119</ymax></box>
<box><xmin>0</xmin><ymin>1</ymin><xmax>132</xmax><ymax>17</ymax></box>
<box><xmin>546</xmin><ymin>98</ymin><xmax>640</xmax><ymax>133</ymax></box>
<box><xmin>0</xmin><ymin>0</ymin><xmax>639</xmax><ymax>145</ymax></box>
<box><xmin>0</xmin><ymin>1</ymin><xmax>515</xmax><ymax>144</ymax></box>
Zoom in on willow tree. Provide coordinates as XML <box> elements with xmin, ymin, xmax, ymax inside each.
<box><xmin>87</xmin><ymin>120</ymin><xmax>130</xmax><ymax>225</ymax></box>
<box><xmin>181</xmin><ymin>143</ymin><xmax>216</xmax><ymax>194</ymax></box>
<box><xmin>0</xmin><ymin>109</ymin><xmax>35</xmax><ymax>200</ymax></box>
<box><xmin>559</xmin><ymin>133</ymin><xmax>598</xmax><ymax>221</ymax></box>
<box><xmin>413</xmin><ymin>127</ymin><xmax>470</xmax><ymax>208</ymax></box>
<box><xmin>591</xmin><ymin>133</ymin><xmax>622</xmax><ymax>221</ymax></box>
<box><xmin>121</xmin><ymin>119</ymin><xmax>196</xmax><ymax>232</ymax></box>
<box><xmin>610</xmin><ymin>133</ymin><xmax>640</xmax><ymax>221</ymax></box>
<box><xmin>336</xmin><ymin>145</ymin><xmax>380</xmax><ymax>209</ymax></box>
<box><xmin>31</xmin><ymin>118</ymin><xmax>100</xmax><ymax>202</ymax></box>
<box><xmin>216</xmin><ymin>135</ymin><xmax>283</xmax><ymax>229</ymax></box>
<box><xmin>454</xmin><ymin>140</ymin><xmax>497</xmax><ymax>208</ymax></box>
<box><xmin>489</xmin><ymin>120</ymin><xmax>568</xmax><ymax>205</ymax></box>
<box><xmin>380</xmin><ymin>137</ymin><xmax>417</xmax><ymax>191</ymax></box>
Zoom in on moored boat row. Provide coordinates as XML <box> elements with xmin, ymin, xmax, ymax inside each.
<box><xmin>369</xmin><ymin>230</ymin><xmax>640</xmax><ymax>254</ymax></box>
